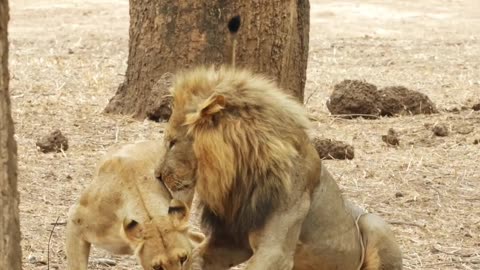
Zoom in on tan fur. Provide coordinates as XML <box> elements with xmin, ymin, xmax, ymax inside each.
<box><xmin>362</xmin><ymin>247</ymin><xmax>381</xmax><ymax>270</ymax></box>
<box><xmin>66</xmin><ymin>140</ymin><xmax>204</xmax><ymax>270</ymax></box>
<box><xmin>157</xmin><ymin>66</ymin><xmax>402</xmax><ymax>270</ymax></box>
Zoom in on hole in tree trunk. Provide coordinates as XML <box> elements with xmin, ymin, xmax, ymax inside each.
<box><xmin>228</xmin><ymin>15</ymin><xmax>241</xmax><ymax>34</ymax></box>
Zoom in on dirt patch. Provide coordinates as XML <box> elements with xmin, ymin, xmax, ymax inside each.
<box><xmin>327</xmin><ymin>79</ymin><xmax>380</xmax><ymax>118</ymax></box>
<box><xmin>35</xmin><ymin>129</ymin><xmax>69</xmax><ymax>153</ymax></box>
<box><xmin>146</xmin><ymin>72</ymin><xmax>174</xmax><ymax>122</ymax></box>
<box><xmin>379</xmin><ymin>86</ymin><xmax>438</xmax><ymax>116</ymax></box>
<box><xmin>327</xmin><ymin>81</ymin><xmax>437</xmax><ymax>118</ymax></box>
<box><xmin>432</xmin><ymin>124</ymin><xmax>449</xmax><ymax>137</ymax></box>
<box><xmin>312</xmin><ymin>137</ymin><xmax>355</xmax><ymax>160</ymax></box>
<box><xmin>381</xmin><ymin>128</ymin><xmax>400</xmax><ymax>146</ymax></box>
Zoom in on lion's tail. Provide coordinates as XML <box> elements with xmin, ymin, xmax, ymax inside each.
<box><xmin>361</xmin><ymin>243</ymin><xmax>382</xmax><ymax>270</ymax></box>
<box><xmin>358</xmin><ymin>213</ymin><xmax>403</xmax><ymax>270</ymax></box>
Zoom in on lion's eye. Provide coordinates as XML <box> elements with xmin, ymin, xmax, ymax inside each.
<box><xmin>169</xmin><ymin>139</ymin><xmax>177</xmax><ymax>149</ymax></box>
<box><xmin>180</xmin><ymin>255</ymin><xmax>188</xmax><ymax>264</ymax></box>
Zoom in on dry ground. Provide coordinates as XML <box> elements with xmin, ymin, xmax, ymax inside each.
<box><xmin>9</xmin><ymin>0</ymin><xmax>480</xmax><ymax>269</ymax></box>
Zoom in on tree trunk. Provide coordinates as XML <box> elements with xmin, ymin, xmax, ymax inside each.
<box><xmin>105</xmin><ymin>0</ymin><xmax>310</xmax><ymax>120</ymax></box>
<box><xmin>0</xmin><ymin>0</ymin><xmax>22</xmax><ymax>268</ymax></box>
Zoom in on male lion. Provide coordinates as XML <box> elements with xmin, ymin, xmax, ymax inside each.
<box><xmin>66</xmin><ymin>140</ymin><xmax>204</xmax><ymax>270</ymax></box>
<box><xmin>156</xmin><ymin>66</ymin><xmax>402</xmax><ymax>270</ymax></box>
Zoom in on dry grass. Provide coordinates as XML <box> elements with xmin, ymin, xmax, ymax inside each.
<box><xmin>9</xmin><ymin>0</ymin><xmax>479</xmax><ymax>269</ymax></box>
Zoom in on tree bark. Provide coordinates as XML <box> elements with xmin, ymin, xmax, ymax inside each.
<box><xmin>105</xmin><ymin>0</ymin><xmax>310</xmax><ymax>120</ymax></box>
<box><xmin>0</xmin><ymin>0</ymin><xmax>22</xmax><ymax>268</ymax></box>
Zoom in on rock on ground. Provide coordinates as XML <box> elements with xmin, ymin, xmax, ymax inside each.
<box><xmin>382</xmin><ymin>128</ymin><xmax>400</xmax><ymax>146</ymax></box>
<box><xmin>327</xmin><ymin>80</ymin><xmax>438</xmax><ymax>118</ymax></box>
<box><xmin>326</xmin><ymin>80</ymin><xmax>381</xmax><ymax>118</ymax></box>
<box><xmin>36</xmin><ymin>129</ymin><xmax>69</xmax><ymax>153</ymax></box>
<box><xmin>312</xmin><ymin>137</ymin><xmax>355</xmax><ymax>160</ymax></box>
<box><xmin>379</xmin><ymin>86</ymin><xmax>438</xmax><ymax>116</ymax></box>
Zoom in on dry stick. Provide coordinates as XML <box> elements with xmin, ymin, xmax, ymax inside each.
<box><xmin>50</xmin><ymin>221</ymin><xmax>67</xmax><ymax>226</ymax></box>
<box><xmin>308</xmin><ymin>114</ymin><xmax>381</xmax><ymax>122</ymax></box>
<box><xmin>114</xmin><ymin>123</ymin><xmax>120</xmax><ymax>143</ymax></box>
<box><xmin>48</xmin><ymin>216</ymin><xmax>61</xmax><ymax>270</ymax></box>
<box><xmin>388</xmin><ymin>220</ymin><xmax>426</xmax><ymax>229</ymax></box>
<box><xmin>330</xmin><ymin>113</ymin><xmax>381</xmax><ymax>119</ymax></box>
<box><xmin>60</xmin><ymin>147</ymin><xmax>67</xmax><ymax>158</ymax></box>
<box><xmin>304</xmin><ymin>85</ymin><xmax>319</xmax><ymax>105</ymax></box>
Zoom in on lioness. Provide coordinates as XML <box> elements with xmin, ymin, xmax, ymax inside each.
<box><xmin>66</xmin><ymin>140</ymin><xmax>204</xmax><ymax>270</ymax></box>
<box><xmin>156</xmin><ymin>66</ymin><xmax>402</xmax><ymax>270</ymax></box>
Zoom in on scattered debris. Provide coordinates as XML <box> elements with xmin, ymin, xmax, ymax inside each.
<box><xmin>36</xmin><ymin>129</ymin><xmax>69</xmax><ymax>153</ymax></box>
<box><xmin>312</xmin><ymin>137</ymin><xmax>355</xmax><ymax>160</ymax></box>
<box><xmin>432</xmin><ymin>124</ymin><xmax>449</xmax><ymax>137</ymax></box>
<box><xmin>382</xmin><ymin>128</ymin><xmax>400</xmax><ymax>146</ymax></box>
<box><xmin>146</xmin><ymin>72</ymin><xmax>174</xmax><ymax>122</ymax></box>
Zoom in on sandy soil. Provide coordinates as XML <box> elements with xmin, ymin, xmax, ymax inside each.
<box><xmin>8</xmin><ymin>0</ymin><xmax>480</xmax><ymax>269</ymax></box>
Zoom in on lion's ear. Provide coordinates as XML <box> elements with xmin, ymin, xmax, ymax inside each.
<box><xmin>122</xmin><ymin>218</ymin><xmax>144</xmax><ymax>243</ymax></box>
<box><xmin>199</xmin><ymin>93</ymin><xmax>226</xmax><ymax>116</ymax></box>
<box><xmin>168</xmin><ymin>199</ymin><xmax>189</xmax><ymax>224</ymax></box>
<box><xmin>184</xmin><ymin>93</ymin><xmax>225</xmax><ymax>125</ymax></box>
<box><xmin>187</xmin><ymin>230</ymin><xmax>206</xmax><ymax>247</ymax></box>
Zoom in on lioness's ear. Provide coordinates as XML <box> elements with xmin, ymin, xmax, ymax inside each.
<box><xmin>184</xmin><ymin>93</ymin><xmax>225</xmax><ymax>125</ymax></box>
<box><xmin>168</xmin><ymin>199</ymin><xmax>188</xmax><ymax>223</ymax></box>
<box><xmin>122</xmin><ymin>218</ymin><xmax>144</xmax><ymax>243</ymax></box>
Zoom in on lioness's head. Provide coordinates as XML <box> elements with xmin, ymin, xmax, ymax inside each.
<box><xmin>123</xmin><ymin>199</ymin><xmax>204</xmax><ymax>270</ymax></box>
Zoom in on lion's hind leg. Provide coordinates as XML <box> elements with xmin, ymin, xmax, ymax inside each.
<box><xmin>358</xmin><ymin>214</ymin><xmax>403</xmax><ymax>270</ymax></box>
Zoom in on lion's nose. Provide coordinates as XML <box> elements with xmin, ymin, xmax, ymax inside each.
<box><xmin>154</xmin><ymin>167</ymin><xmax>163</xmax><ymax>182</ymax></box>
<box><xmin>152</xmin><ymin>264</ymin><xmax>164</xmax><ymax>270</ymax></box>
<box><xmin>155</xmin><ymin>172</ymin><xmax>163</xmax><ymax>182</ymax></box>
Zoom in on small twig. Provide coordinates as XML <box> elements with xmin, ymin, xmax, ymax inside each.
<box><xmin>330</xmin><ymin>113</ymin><xmax>381</xmax><ymax>119</ymax></box>
<box><xmin>432</xmin><ymin>245</ymin><xmax>478</xmax><ymax>258</ymax></box>
<box><xmin>388</xmin><ymin>220</ymin><xmax>426</xmax><ymax>229</ymax></box>
<box><xmin>93</xmin><ymin>258</ymin><xmax>117</xmax><ymax>266</ymax></box>
<box><xmin>48</xmin><ymin>216</ymin><xmax>60</xmax><ymax>270</ymax></box>
<box><xmin>309</xmin><ymin>113</ymin><xmax>381</xmax><ymax>121</ymax></box>
<box><xmin>304</xmin><ymin>84</ymin><xmax>319</xmax><ymax>105</ymax></box>
<box><xmin>59</xmin><ymin>147</ymin><xmax>67</xmax><ymax>158</ymax></box>
<box><xmin>49</xmin><ymin>221</ymin><xmax>67</xmax><ymax>226</ymax></box>
<box><xmin>11</xmin><ymin>94</ymin><xmax>25</xmax><ymax>98</ymax></box>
